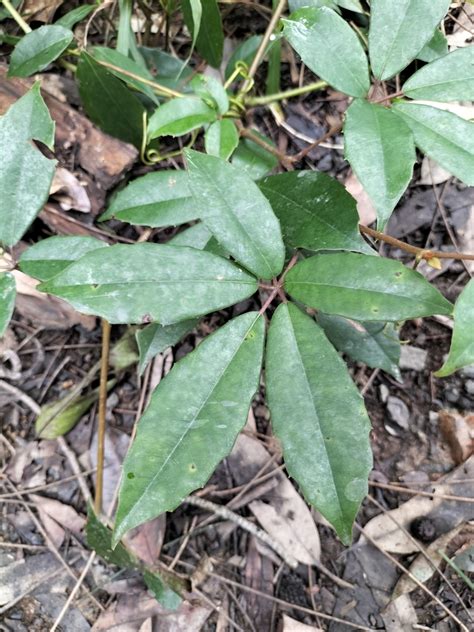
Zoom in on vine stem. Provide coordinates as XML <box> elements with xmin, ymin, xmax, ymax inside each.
<box><xmin>240</xmin><ymin>0</ymin><xmax>287</xmax><ymax>94</ymax></box>
<box><xmin>245</xmin><ymin>80</ymin><xmax>328</xmax><ymax>106</ymax></box>
<box><xmin>259</xmin><ymin>254</ymin><xmax>298</xmax><ymax>315</ymax></box>
<box><xmin>95</xmin><ymin>319</ymin><xmax>111</xmax><ymax>514</ymax></box>
<box><xmin>1</xmin><ymin>0</ymin><xmax>31</xmax><ymax>32</ymax></box>
<box><xmin>359</xmin><ymin>224</ymin><xmax>474</xmax><ymax>262</ymax></box>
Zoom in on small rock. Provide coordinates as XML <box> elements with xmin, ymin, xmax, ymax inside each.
<box><xmin>445</xmin><ymin>387</ymin><xmax>460</xmax><ymax>404</ymax></box>
<box><xmin>460</xmin><ymin>365</ymin><xmax>474</xmax><ymax>379</ymax></box>
<box><xmin>387</xmin><ymin>396</ymin><xmax>410</xmax><ymax>429</ymax></box>
<box><xmin>379</xmin><ymin>384</ymin><xmax>389</xmax><ymax>403</ymax></box>
<box><xmin>465</xmin><ymin>380</ymin><xmax>474</xmax><ymax>396</ymax></box>
<box><xmin>399</xmin><ymin>345</ymin><xmax>427</xmax><ymax>371</ymax></box>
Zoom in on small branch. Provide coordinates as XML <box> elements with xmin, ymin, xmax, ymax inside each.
<box><xmin>290</xmin><ymin>121</ymin><xmax>342</xmax><ymax>163</ymax></box>
<box><xmin>236</xmin><ymin>122</ymin><xmax>293</xmax><ymax>167</ymax></box>
<box><xmin>184</xmin><ymin>495</ymin><xmax>298</xmax><ymax>568</ymax></box>
<box><xmin>50</xmin><ymin>552</ymin><xmax>96</xmax><ymax>632</ymax></box>
<box><xmin>359</xmin><ymin>224</ymin><xmax>474</xmax><ymax>261</ymax></box>
<box><xmin>1</xmin><ymin>0</ymin><xmax>31</xmax><ymax>33</ymax></box>
<box><xmin>259</xmin><ymin>286</ymin><xmax>280</xmax><ymax>315</ymax></box>
<box><xmin>370</xmin><ymin>89</ymin><xmax>405</xmax><ymax>105</ymax></box>
<box><xmin>245</xmin><ymin>80</ymin><xmax>328</xmax><ymax>107</ymax></box>
<box><xmin>240</xmin><ymin>0</ymin><xmax>287</xmax><ymax>93</ymax></box>
<box><xmin>95</xmin><ymin>319</ymin><xmax>111</xmax><ymax>514</ymax></box>
<box><xmin>95</xmin><ymin>59</ymin><xmax>183</xmax><ymax>99</ymax></box>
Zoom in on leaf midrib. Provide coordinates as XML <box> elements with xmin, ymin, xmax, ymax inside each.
<box><xmin>123</xmin><ymin>314</ymin><xmax>261</xmax><ymax>528</ymax></box>
<box><xmin>189</xmin><ymin>156</ymin><xmax>275</xmax><ymax>278</ymax></box>
<box><xmin>287</xmin><ymin>279</ymin><xmax>447</xmax><ymax>310</ymax></box>
<box><xmin>284</xmin><ymin>311</ymin><xmax>346</xmax><ymax>526</ymax></box>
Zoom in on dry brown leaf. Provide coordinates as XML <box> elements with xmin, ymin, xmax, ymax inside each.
<box><xmin>50</xmin><ymin>167</ymin><xmax>91</xmax><ymax>213</ymax></box>
<box><xmin>411</xmin><ymin>99</ymin><xmax>474</xmax><ymax>120</ymax></box>
<box><xmin>23</xmin><ymin>0</ymin><xmax>64</xmax><ymax>22</ymax></box>
<box><xmin>229</xmin><ymin>434</ymin><xmax>321</xmax><ymax>563</ymax></box>
<box><xmin>447</xmin><ymin>4</ymin><xmax>474</xmax><ymax>48</ymax></box>
<box><xmin>92</xmin><ymin>592</ymin><xmax>164</xmax><ymax>631</ymax></box>
<box><xmin>392</xmin><ymin>524</ymin><xmax>463</xmax><ymax>598</ymax></box>
<box><xmin>418</xmin><ymin>157</ymin><xmax>452</xmax><ymax>185</ymax></box>
<box><xmin>282</xmin><ymin>615</ymin><xmax>323</xmax><ymax>631</ymax></box>
<box><xmin>381</xmin><ymin>595</ymin><xmax>418</xmax><ymax>632</ymax></box>
<box><xmin>124</xmin><ymin>515</ymin><xmax>166</xmax><ymax>566</ymax></box>
<box><xmin>250</xmin><ymin>500</ymin><xmax>319</xmax><ymax>566</ymax></box>
<box><xmin>38</xmin><ymin>509</ymin><xmax>65</xmax><ymax>548</ymax></box>
<box><xmin>362</xmin><ymin>456</ymin><xmax>474</xmax><ymax>553</ymax></box>
<box><xmin>29</xmin><ymin>494</ymin><xmax>85</xmax><ymax>533</ymax></box>
<box><xmin>344</xmin><ymin>172</ymin><xmax>377</xmax><ymax>226</ymax></box>
<box><xmin>1</xmin><ymin>252</ymin><xmax>95</xmax><ymax>330</ymax></box>
<box><xmin>439</xmin><ymin>410</ymin><xmax>474</xmax><ymax>464</ymax></box>
<box><xmin>90</xmin><ymin>428</ymin><xmax>130</xmax><ymax>512</ymax></box>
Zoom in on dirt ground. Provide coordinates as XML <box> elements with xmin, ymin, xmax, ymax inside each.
<box><xmin>1</xmin><ymin>2</ymin><xmax>474</xmax><ymax>631</ymax></box>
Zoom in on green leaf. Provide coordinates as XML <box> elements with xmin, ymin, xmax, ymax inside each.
<box><xmin>316</xmin><ymin>313</ymin><xmax>401</xmax><ymax>379</ymax></box>
<box><xmin>55</xmin><ymin>4</ymin><xmax>95</xmax><ymax>29</ymax></box>
<box><xmin>289</xmin><ymin>1</ymin><xmax>338</xmax><ymax>11</ymax></box>
<box><xmin>91</xmin><ymin>46</ymin><xmax>159</xmax><ymax>104</ymax></box>
<box><xmin>266</xmin><ymin>302</ymin><xmax>372</xmax><ymax>544</ymax></box>
<box><xmin>182</xmin><ymin>0</ymin><xmax>223</xmax><ymax>67</ymax></box>
<box><xmin>9</xmin><ymin>25</ymin><xmax>74</xmax><ymax>77</ymax></box>
<box><xmin>283</xmin><ymin>7</ymin><xmax>370</xmax><ymax>97</ymax></box>
<box><xmin>185</xmin><ymin>150</ymin><xmax>285</xmax><ymax>280</ymax></box>
<box><xmin>284</xmin><ymin>252</ymin><xmax>453</xmax><ymax>321</ymax></box>
<box><xmin>87</xmin><ymin>509</ymin><xmax>182</xmax><ymax>608</ymax></box>
<box><xmin>435</xmin><ymin>280</ymin><xmax>474</xmax><ymax>377</ymax></box>
<box><xmin>258</xmin><ymin>170</ymin><xmax>374</xmax><ymax>254</ymax></box>
<box><xmin>205</xmin><ymin>119</ymin><xmax>239</xmax><ymax>160</ymax></box>
<box><xmin>231</xmin><ymin>135</ymin><xmax>278</xmax><ymax>179</ymax></box>
<box><xmin>417</xmin><ymin>30</ymin><xmax>448</xmax><ymax>63</ymax></box>
<box><xmin>114</xmin><ymin>312</ymin><xmax>264</xmax><ymax>542</ymax></box>
<box><xmin>168</xmin><ymin>222</ymin><xmax>213</xmax><ymax>249</ymax></box>
<box><xmin>36</xmin><ymin>391</ymin><xmax>98</xmax><ymax>439</ymax></box>
<box><xmin>117</xmin><ymin>0</ymin><xmax>135</xmax><ymax>57</ymax></box>
<box><xmin>0</xmin><ymin>84</ymin><xmax>56</xmax><ymax>247</ymax></box>
<box><xmin>99</xmin><ymin>171</ymin><xmax>198</xmax><ymax>226</ymax></box>
<box><xmin>392</xmin><ymin>103</ymin><xmax>474</xmax><ymax>186</ymax></box>
<box><xmin>19</xmin><ymin>236</ymin><xmax>108</xmax><ymax>281</ymax></box>
<box><xmin>185</xmin><ymin>0</ymin><xmax>203</xmax><ymax>47</ymax></box>
<box><xmin>0</xmin><ymin>82</ymin><xmax>54</xmax><ymax>148</ymax></box>
<box><xmin>109</xmin><ymin>329</ymin><xmax>139</xmax><ymax>370</ymax></box>
<box><xmin>38</xmin><ymin>243</ymin><xmax>258</xmax><ymax>325</ymax></box>
<box><xmin>136</xmin><ymin>320</ymin><xmax>198</xmax><ymax>375</ymax></box>
<box><xmin>403</xmin><ymin>47</ymin><xmax>474</xmax><ymax>102</ymax></box>
<box><xmin>191</xmin><ymin>74</ymin><xmax>229</xmax><ymax>115</ymax></box>
<box><xmin>0</xmin><ymin>274</ymin><xmax>16</xmax><ymax>337</ymax></box>
<box><xmin>139</xmin><ymin>47</ymin><xmax>193</xmax><ymax>91</ymax></box>
<box><xmin>77</xmin><ymin>52</ymin><xmax>144</xmax><ymax>148</ymax></box>
<box><xmin>169</xmin><ymin>222</ymin><xmax>225</xmax><ymax>256</ymax></box>
<box><xmin>147</xmin><ymin>97</ymin><xmax>217</xmax><ymax>140</ymax></box>
<box><xmin>344</xmin><ymin>99</ymin><xmax>416</xmax><ymax>230</ymax></box>
<box><xmin>369</xmin><ymin>0</ymin><xmax>451</xmax><ymax>81</ymax></box>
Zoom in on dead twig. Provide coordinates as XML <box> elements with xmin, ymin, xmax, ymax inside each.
<box><xmin>184</xmin><ymin>495</ymin><xmax>298</xmax><ymax>568</ymax></box>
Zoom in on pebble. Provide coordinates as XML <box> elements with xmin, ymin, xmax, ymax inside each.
<box><xmin>460</xmin><ymin>365</ymin><xmax>474</xmax><ymax>379</ymax></box>
<box><xmin>445</xmin><ymin>387</ymin><xmax>460</xmax><ymax>404</ymax></box>
<box><xmin>387</xmin><ymin>396</ymin><xmax>410</xmax><ymax>429</ymax></box>
<box><xmin>465</xmin><ymin>380</ymin><xmax>474</xmax><ymax>395</ymax></box>
<box><xmin>379</xmin><ymin>384</ymin><xmax>389</xmax><ymax>403</ymax></box>
<box><xmin>399</xmin><ymin>345</ymin><xmax>427</xmax><ymax>371</ymax></box>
